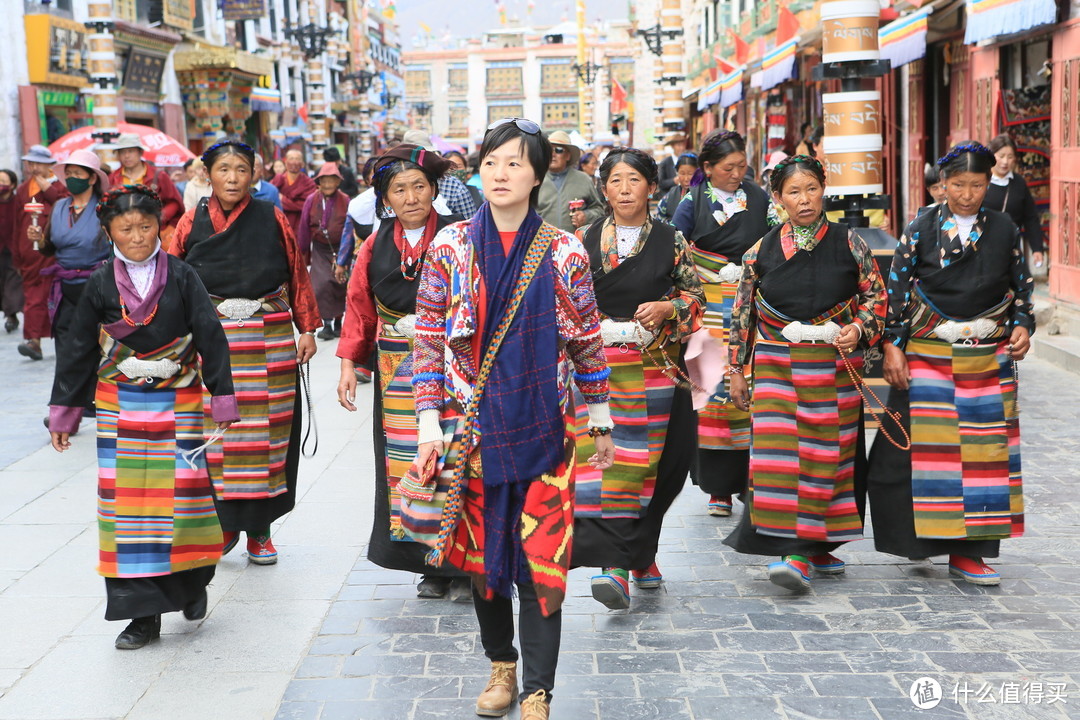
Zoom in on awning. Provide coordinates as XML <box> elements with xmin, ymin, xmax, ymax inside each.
<box><xmin>964</xmin><ymin>0</ymin><xmax>1056</xmax><ymax>44</ymax></box>
<box><xmin>251</xmin><ymin>87</ymin><xmax>282</xmax><ymax>113</ymax></box>
<box><xmin>697</xmin><ymin>78</ymin><xmax>723</xmax><ymax>111</ymax></box>
<box><xmin>880</xmin><ymin>7</ymin><xmax>933</xmax><ymax>68</ymax></box>
<box><xmin>761</xmin><ymin>38</ymin><xmax>798</xmax><ymax>91</ymax></box>
<box><xmin>719</xmin><ymin>67</ymin><xmax>744</xmax><ymax>108</ymax></box>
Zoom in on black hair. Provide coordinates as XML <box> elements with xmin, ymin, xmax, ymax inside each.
<box><xmin>698</xmin><ymin>130</ymin><xmax>746</xmax><ymax>168</ymax></box>
<box><xmin>674</xmin><ymin>154</ymin><xmax>699</xmax><ymax>170</ymax></box>
<box><xmin>183</xmin><ymin>158</ymin><xmax>194</xmax><ymax>170</ymax></box>
<box><xmin>372</xmin><ymin>160</ymin><xmax>439</xmax><ymax>217</ymax></box>
<box><xmin>96</xmin><ymin>185</ymin><xmax>163</xmax><ymax>229</ymax></box>
<box><xmin>924</xmin><ymin>163</ymin><xmax>941</xmax><ymax>187</ymax></box>
<box><xmin>479</xmin><ymin>119</ymin><xmax>551</xmax><ymax>208</ymax></box>
<box><xmin>443</xmin><ymin>150</ymin><xmax>468</xmax><ymax>168</ymax></box>
<box><xmin>467</xmin><ymin>152</ymin><xmax>481</xmax><ymax>173</ymax></box>
<box><xmin>202</xmin><ymin>140</ymin><xmax>256</xmax><ymax>171</ymax></box>
<box><xmin>987</xmin><ymin>134</ymin><xmax>1016</xmax><ymax>154</ymax></box>
<box><xmin>769</xmin><ymin>154</ymin><xmax>826</xmax><ymax>194</ymax></box>
<box><xmin>323</xmin><ymin>147</ymin><xmax>342</xmax><ymax>163</ymax></box>
<box><xmin>800</xmin><ymin>122</ymin><xmax>812</xmax><ymax>135</ymax></box>
<box><xmin>0</xmin><ymin>169</ymin><xmax>18</xmax><ymax>186</ymax></box>
<box><xmin>937</xmin><ymin>141</ymin><xmax>995</xmax><ymax>179</ymax></box>
<box><xmin>361</xmin><ymin>156</ymin><xmax>378</xmax><ymax>184</ymax></box>
<box><xmin>599</xmin><ymin>147</ymin><xmax>659</xmax><ymax>187</ymax></box>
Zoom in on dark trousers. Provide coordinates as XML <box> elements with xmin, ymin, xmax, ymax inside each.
<box><xmin>472</xmin><ymin>582</ymin><xmax>561</xmax><ymax>700</ymax></box>
<box><xmin>0</xmin><ymin>249</ymin><xmax>23</xmax><ymax>317</ymax></box>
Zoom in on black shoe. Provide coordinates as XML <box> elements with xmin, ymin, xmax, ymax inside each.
<box><xmin>332</xmin><ymin>317</ymin><xmax>342</xmax><ymax>337</ymax></box>
<box><xmin>4</xmin><ymin>316</ymin><xmax>17</xmax><ymax>333</ymax></box>
<box><xmin>416</xmin><ymin>575</ymin><xmax>452</xmax><ymax>599</ymax></box>
<box><xmin>18</xmin><ymin>340</ymin><xmax>42</xmax><ymax>361</ymax></box>
<box><xmin>317</xmin><ymin>324</ymin><xmax>335</xmax><ymax>341</ymax></box>
<box><xmin>183</xmin><ymin>590</ymin><xmax>208</xmax><ymax>620</ymax></box>
<box><xmin>448</xmin><ymin>577</ymin><xmax>474</xmax><ymax>603</ymax></box>
<box><xmin>115</xmin><ymin>615</ymin><xmax>161</xmax><ymax>650</ymax></box>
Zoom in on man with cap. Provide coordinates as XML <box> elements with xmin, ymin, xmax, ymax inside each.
<box><xmin>271</xmin><ymin>147</ymin><xmax>318</xmax><ymax>238</ymax></box>
<box><xmin>400</xmin><ymin>130</ymin><xmax>476</xmax><ymax>218</ymax></box>
<box><xmin>658</xmin><ymin>133</ymin><xmax>689</xmax><ymax>195</ymax></box>
<box><xmin>323</xmin><ymin>146</ymin><xmax>359</xmax><ymax>197</ymax></box>
<box><xmin>107</xmin><ymin>134</ymin><xmax>185</xmax><ymax>244</ymax></box>
<box><xmin>298</xmin><ymin>162</ymin><xmax>350</xmax><ymax>339</ymax></box>
<box><xmin>12</xmin><ymin>145</ymin><xmax>67</xmax><ymax>361</ymax></box>
<box><xmin>536</xmin><ymin>130</ymin><xmax>605</xmax><ymax>233</ymax></box>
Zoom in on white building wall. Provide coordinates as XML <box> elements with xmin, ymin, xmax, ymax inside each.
<box><xmin>0</xmin><ymin>6</ymin><xmax>30</xmax><ymax>170</ymax></box>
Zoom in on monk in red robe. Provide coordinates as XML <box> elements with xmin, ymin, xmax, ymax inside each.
<box><xmin>271</xmin><ymin>149</ymin><xmax>317</xmax><ymax>239</ymax></box>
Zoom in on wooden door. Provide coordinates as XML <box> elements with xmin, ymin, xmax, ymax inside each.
<box><xmin>970</xmin><ymin>45</ymin><xmax>1000</xmax><ymax>143</ymax></box>
<box><xmin>906</xmin><ymin>59</ymin><xmax>927</xmax><ymax>225</ymax></box>
<box><xmin>1050</xmin><ymin>20</ymin><xmax>1080</xmax><ymax>305</ymax></box>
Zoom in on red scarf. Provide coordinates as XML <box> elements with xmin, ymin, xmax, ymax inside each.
<box><xmin>395</xmin><ymin>209</ymin><xmax>440</xmax><ymax>281</ymax></box>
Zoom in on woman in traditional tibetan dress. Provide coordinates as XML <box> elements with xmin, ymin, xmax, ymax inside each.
<box><xmin>411</xmin><ymin>119</ymin><xmax>614</xmax><ymax>720</ymax></box>
<box><xmin>571</xmin><ymin>148</ymin><xmax>704</xmax><ymax>610</ymax></box>
<box><xmin>672</xmin><ymin>130</ymin><xmax>777</xmax><ymax>518</ymax></box>
<box><xmin>869</xmin><ymin>142</ymin><xmax>1034</xmax><ymax>585</ymax></box>
<box><xmin>336</xmin><ymin>144</ymin><xmax>467</xmax><ymax>600</ymax></box>
<box><xmin>48</xmin><ymin>186</ymin><xmax>239</xmax><ymax>649</ymax></box>
<box><xmin>655</xmin><ymin>153</ymin><xmax>698</xmax><ymax>225</ymax></box>
<box><xmin>723</xmin><ymin>155</ymin><xmax>887</xmax><ymax>592</ymax></box>
<box><xmin>170</xmin><ymin>141</ymin><xmax>319</xmax><ymax>565</ymax></box>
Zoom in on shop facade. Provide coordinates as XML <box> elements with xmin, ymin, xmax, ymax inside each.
<box><xmin>19</xmin><ymin>13</ymin><xmax>91</xmax><ymax>147</ymax></box>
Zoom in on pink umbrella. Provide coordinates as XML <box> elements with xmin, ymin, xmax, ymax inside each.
<box><xmin>48</xmin><ymin>123</ymin><xmax>196</xmax><ymax>168</ymax></box>
<box><xmin>430</xmin><ymin>135</ymin><xmax>465</xmax><ymax>155</ymax></box>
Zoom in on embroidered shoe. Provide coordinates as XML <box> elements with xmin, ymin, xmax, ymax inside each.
<box><xmin>221</xmin><ymin>531</ymin><xmax>240</xmax><ymax>556</ymax></box>
<box><xmin>708</xmin><ymin>495</ymin><xmax>733</xmax><ymax>516</ymax></box>
<box><xmin>591</xmin><ymin>568</ymin><xmax>631</xmax><ymax>610</ymax></box>
<box><xmin>475</xmin><ymin>661</ymin><xmax>518</xmax><ymax>717</ymax></box>
<box><xmin>246</xmin><ymin>534</ymin><xmax>278</xmax><ymax>565</ymax></box>
<box><xmin>767</xmin><ymin>556</ymin><xmax>811</xmax><ymax>592</ymax></box>
<box><xmin>631</xmin><ymin>562</ymin><xmax>663</xmax><ymax>589</ymax></box>
<box><xmin>809</xmin><ymin>553</ymin><xmax>846</xmax><ymax>574</ymax></box>
<box><xmin>948</xmin><ymin>555</ymin><xmax>1000</xmax><ymax>586</ymax></box>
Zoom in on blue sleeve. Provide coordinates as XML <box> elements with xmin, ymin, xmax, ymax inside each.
<box><xmin>671</xmin><ymin>189</ymin><xmax>695</xmax><ymax>237</ymax></box>
<box><xmin>337</xmin><ymin>216</ymin><xmax>356</xmax><ymax>267</ymax></box>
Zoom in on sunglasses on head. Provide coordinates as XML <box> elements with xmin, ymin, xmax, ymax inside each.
<box><xmin>486</xmin><ymin>117</ymin><xmax>541</xmax><ymax>135</ymax></box>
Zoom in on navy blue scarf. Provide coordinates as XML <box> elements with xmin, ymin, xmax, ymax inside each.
<box><xmin>467</xmin><ymin>203</ymin><xmax>564</xmax><ymax>596</ymax></box>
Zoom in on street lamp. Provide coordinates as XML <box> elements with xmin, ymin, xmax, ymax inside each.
<box><xmin>413</xmin><ymin>101</ymin><xmax>431</xmax><ymax>117</ymax></box>
<box><xmin>573</xmin><ymin>60</ymin><xmax>601</xmax><ymax>85</ymax></box>
<box><xmin>635</xmin><ymin>22</ymin><xmax>684</xmax><ymax>57</ymax></box>
<box><xmin>343</xmin><ymin>69</ymin><xmax>376</xmax><ymax>94</ymax></box>
<box><xmin>285</xmin><ymin>22</ymin><xmax>334</xmax><ymax>60</ymax></box>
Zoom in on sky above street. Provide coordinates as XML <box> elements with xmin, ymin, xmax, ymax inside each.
<box><xmin>397</xmin><ymin>0</ymin><xmax>630</xmax><ymax>49</ymax></box>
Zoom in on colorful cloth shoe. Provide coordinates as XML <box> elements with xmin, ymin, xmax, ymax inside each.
<box><xmin>246</xmin><ymin>534</ymin><xmax>278</xmax><ymax>565</ymax></box>
<box><xmin>948</xmin><ymin>555</ymin><xmax>1000</xmax><ymax>586</ymax></box>
<box><xmin>590</xmin><ymin>568</ymin><xmax>631</xmax><ymax>610</ymax></box>
<box><xmin>221</xmin><ymin>531</ymin><xmax>240</xmax><ymax>556</ymax></box>
<box><xmin>708</xmin><ymin>495</ymin><xmax>733</xmax><ymax>516</ymax></box>
<box><xmin>631</xmin><ymin>562</ymin><xmax>663</xmax><ymax>589</ymax></box>
<box><xmin>355</xmin><ymin>366</ymin><xmax>373</xmax><ymax>384</ymax></box>
<box><xmin>809</xmin><ymin>553</ymin><xmax>846</xmax><ymax>574</ymax></box>
<box><xmin>767</xmin><ymin>555</ymin><xmax>811</xmax><ymax>591</ymax></box>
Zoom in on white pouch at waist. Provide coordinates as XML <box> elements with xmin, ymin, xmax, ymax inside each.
<box><xmin>933</xmin><ymin>318</ymin><xmax>999</xmax><ymax>343</ymax></box>
<box><xmin>601</xmin><ymin>319</ymin><xmax>657</xmax><ymax>348</ymax></box>
<box><xmin>117</xmin><ymin>357</ymin><xmax>181</xmax><ymax>381</ymax></box>
<box><xmin>216</xmin><ymin>298</ymin><xmax>264</xmax><ymax>320</ymax></box>
<box><xmin>718</xmin><ymin>262</ymin><xmax>742</xmax><ymax>284</ymax></box>
<box><xmin>392</xmin><ymin>314</ymin><xmax>416</xmax><ymax>338</ymax></box>
<box><xmin>781</xmin><ymin>321</ymin><xmax>841</xmax><ymax>344</ymax></box>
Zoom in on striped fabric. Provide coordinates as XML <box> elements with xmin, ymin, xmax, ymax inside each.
<box><xmin>691</xmin><ymin>245</ymin><xmax>751</xmax><ymax>451</ymax></box>
<box><xmin>572</xmin><ymin>344</ymin><xmax>677</xmax><ymax>519</ymax></box>
<box><xmin>96</xmin><ymin>334</ymin><xmax>222</xmax><ymax>578</ymax></box>
<box><xmin>907</xmin><ymin>298</ymin><xmax>1023</xmax><ymax>540</ymax></box>
<box><xmin>747</xmin><ymin>299</ymin><xmax>864</xmax><ymax>542</ymax></box>
<box><xmin>205</xmin><ymin>289</ymin><xmax>296</xmax><ymax>500</ymax></box>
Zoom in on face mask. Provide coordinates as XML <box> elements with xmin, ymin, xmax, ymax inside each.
<box><xmin>450</xmin><ymin>169</ymin><xmax>469</xmax><ymax>183</ymax></box>
<box><xmin>66</xmin><ymin>177</ymin><xmax>92</xmax><ymax>195</ymax></box>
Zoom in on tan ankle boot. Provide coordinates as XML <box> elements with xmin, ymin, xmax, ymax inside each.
<box><xmin>475</xmin><ymin>661</ymin><xmax>518</xmax><ymax>717</ymax></box>
<box><xmin>520</xmin><ymin>689</ymin><xmax>550</xmax><ymax>720</ymax></box>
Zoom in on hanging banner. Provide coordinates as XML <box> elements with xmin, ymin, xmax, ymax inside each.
<box><xmin>879</xmin><ymin>8</ymin><xmax>933</xmax><ymax>69</ymax></box>
<box><xmin>222</xmin><ymin>0</ymin><xmax>266</xmax><ymax>21</ymax></box>
<box><xmin>761</xmin><ymin>38</ymin><xmax>798</xmax><ymax>91</ymax></box>
<box><xmin>964</xmin><ymin>0</ymin><xmax>1056</xmax><ymax>44</ymax></box>
<box><xmin>161</xmin><ymin>0</ymin><xmax>194</xmax><ymax>31</ymax></box>
<box><xmin>719</xmin><ymin>67</ymin><xmax>744</xmax><ymax>108</ymax></box>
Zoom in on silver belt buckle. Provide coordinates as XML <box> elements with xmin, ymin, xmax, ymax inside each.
<box><xmin>217</xmin><ymin>298</ymin><xmax>263</xmax><ymax>326</ymax></box>
<box><xmin>718</xmin><ymin>262</ymin><xmax>742</xmax><ymax>284</ymax></box>
<box><xmin>117</xmin><ymin>357</ymin><xmax>181</xmax><ymax>383</ymax></box>
<box><xmin>780</xmin><ymin>321</ymin><xmax>841</xmax><ymax>344</ymax></box>
<box><xmin>392</xmin><ymin>314</ymin><xmax>416</xmax><ymax>338</ymax></box>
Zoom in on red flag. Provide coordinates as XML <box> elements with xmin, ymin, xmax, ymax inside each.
<box><xmin>714</xmin><ymin>49</ymin><xmax>737</xmax><ymax>75</ymax></box>
<box><xmin>610</xmin><ymin>77</ymin><xmax>628</xmax><ymax>115</ymax></box>
<box><xmin>776</xmin><ymin>3</ymin><xmax>800</xmax><ymax>45</ymax></box>
<box><xmin>728</xmin><ymin>29</ymin><xmax>750</xmax><ymax>64</ymax></box>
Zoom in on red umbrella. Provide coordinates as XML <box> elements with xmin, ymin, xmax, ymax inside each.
<box><xmin>48</xmin><ymin>123</ymin><xmax>196</xmax><ymax>168</ymax></box>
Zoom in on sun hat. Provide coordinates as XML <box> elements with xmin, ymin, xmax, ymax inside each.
<box><xmin>546</xmin><ymin>130</ymin><xmax>581</xmax><ymax>166</ymax></box>
<box><xmin>53</xmin><ymin>149</ymin><xmax>112</xmax><ymax>193</ymax></box>
<box><xmin>21</xmin><ymin>145</ymin><xmax>57</xmax><ymax>164</ymax></box>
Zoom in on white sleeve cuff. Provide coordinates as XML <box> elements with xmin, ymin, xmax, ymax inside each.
<box><xmin>417</xmin><ymin>409</ymin><xmax>443</xmax><ymax>445</ymax></box>
<box><xmin>587</xmin><ymin>403</ymin><xmax>613</xmax><ymax>429</ymax></box>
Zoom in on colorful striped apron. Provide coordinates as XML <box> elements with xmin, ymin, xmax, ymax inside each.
<box><xmin>747</xmin><ymin>296</ymin><xmax>864</xmax><ymax>542</ymax></box>
<box><xmin>96</xmin><ymin>331</ymin><xmax>223</xmax><ymax>578</ymax></box>
<box><xmin>907</xmin><ymin>293</ymin><xmax>1024</xmax><ymax>540</ymax></box>
<box><xmin>205</xmin><ymin>285</ymin><xmax>296</xmax><ymax>501</ymax></box>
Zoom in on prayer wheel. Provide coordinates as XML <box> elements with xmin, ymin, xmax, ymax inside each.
<box><xmin>822</xmin><ymin>91</ymin><xmax>881</xmax><ymax>137</ymax></box>
<box><xmin>822</xmin><ymin>134</ymin><xmax>884</xmax><ymax>196</ymax></box>
<box><xmin>820</xmin><ymin>0</ymin><xmax>880</xmax><ymax>63</ymax></box>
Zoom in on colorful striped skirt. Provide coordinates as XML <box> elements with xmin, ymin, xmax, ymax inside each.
<box><xmin>205</xmin><ymin>291</ymin><xmax>297</xmax><ymax>501</ymax></box>
<box><xmin>376</xmin><ymin>330</ymin><xmax>421</xmax><ymax>540</ymax></box>
<box><xmin>746</xmin><ymin>298</ymin><xmax>863</xmax><ymax>542</ymax></box>
<box><xmin>572</xmin><ymin>344</ymin><xmax>677</xmax><ymax>519</ymax></box>
<box><xmin>96</xmin><ymin>380</ymin><xmax>222</xmax><ymax>578</ymax></box>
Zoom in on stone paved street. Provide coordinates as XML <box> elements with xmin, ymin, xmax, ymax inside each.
<box><xmin>2</xmin><ymin>325</ymin><xmax>1080</xmax><ymax>719</ymax></box>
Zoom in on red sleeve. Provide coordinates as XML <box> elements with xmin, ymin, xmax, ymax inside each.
<box><xmin>296</xmin><ymin>193</ymin><xmax>315</xmax><ymax>256</ymax></box>
<box><xmin>274</xmin><ymin>207</ymin><xmax>321</xmax><ymax>332</ymax></box>
<box><xmin>279</xmin><ymin>176</ymin><xmax>315</xmax><ymax>214</ymax></box>
<box><xmin>336</xmin><ymin>235</ymin><xmax>379</xmax><ymax>363</ymax></box>
<box><xmin>155</xmin><ymin>171</ymin><xmax>185</xmax><ymax>228</ymax></box>
<box><xmin>168</xmin><ymin>208</ymin><xmax>197</xmax><ymax>258</ymax></box>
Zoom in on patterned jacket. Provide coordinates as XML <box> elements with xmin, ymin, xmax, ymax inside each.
<box><xmin>412</xmin><ymin>219</ymin><xmax>611</xmax><ymax>431</ymax></box>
